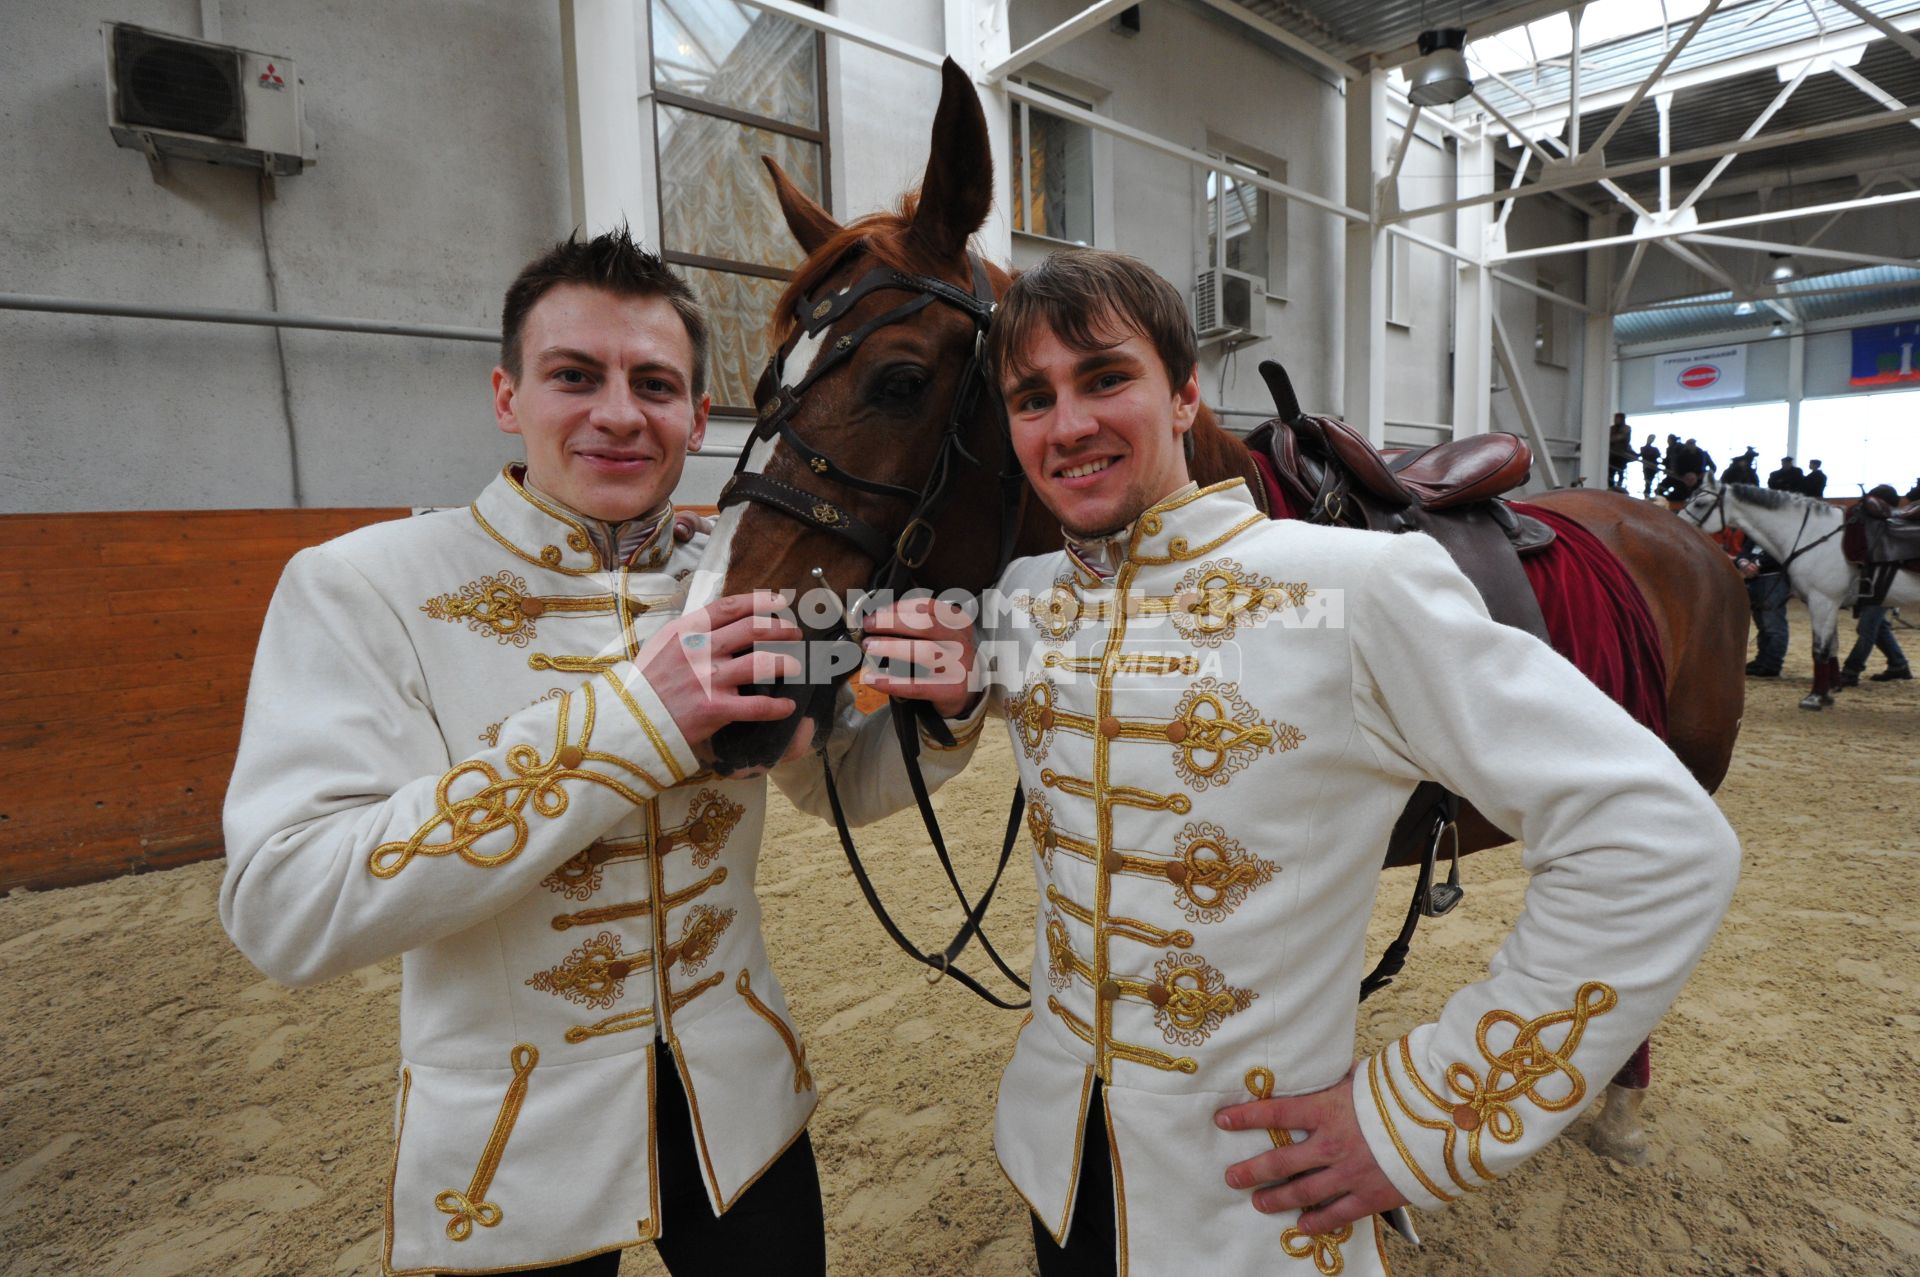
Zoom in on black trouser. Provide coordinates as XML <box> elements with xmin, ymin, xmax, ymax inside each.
<box><xmin>1031</xmin><ymin>1081</ymin><xmax>1118</xmax><ymax>1277</ymax></box>
<box><xmin>450</xmin><ymin>1041</ymin><xmax>826</xmax><ymax>1277</ymax></box>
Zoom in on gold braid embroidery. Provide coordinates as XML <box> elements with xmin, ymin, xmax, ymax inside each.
<box><xmin>1367</xmin><ymin>1053</ymin><xmax>1455</xmax><ymax>1203</ymax></box>
<box><xmin>736</xmin><ymin>971</ymin><xmax>813</xmax><ymax>1093</ymax></box>
<box><xmin>1167</xmin><ymin>559</ymin><xmax>1310</xmax><ymax>649</ymax></box>
<box><xmin>564</xmin><ymin>1008</ymin><xmax>655</xmax><ymax>1044</ymax></box>
<box><xmin>480</xmin><ymin>688</ymin><xmax>566</xmax><ymax>748</ymax></box>
<box><xmin>1246</xmin><ymin>1069</ymin><xmax>1353</xmax><ymax>1274</ymax></box>
<box><xmin>525</xmin><ymin>930</ymin><xmax>650</xmax><ymax>1009</ymax></box>
<box><xmin>434</xmin><ymin>1044</ymin><xmax>537</xmax><ymax>1241</ymax></box>
<box><xmin>369</xmin><ymin>687</ymin><xmax>667</xmax><ymax>878</ymax></box>
<box><xmin>1171</xmin><ymin>822</ymin><xmax>1275</xmax><ymax>923</ymax></box>
<box><xmin>1444</xmin><ymin>982</ymin><xmax>1618</xmax><ymax>1181</ymax></box>
<box><xmin>600</xmin><ymin>669</ymin><xmax>687</xmax><ymax>784</ymax></box>
<box><xmin>1170</xmin><ymin>680</ymin><xmax>1301</xmax><ymax>791</ymax></box>
<box><xmin>1150</xmin><ymin>951</ymin><xmax>1255</xmax><ymax>1046</ymax></box>
<box><xmin>528</xmin><ymin>652</ymin><xmax>621</xmax><ymax>674</ymax></box>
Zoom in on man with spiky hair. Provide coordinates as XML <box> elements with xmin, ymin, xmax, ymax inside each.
<box><xmin>222</xmin><ymin>229</ymin><xmax>965</xmax><ymax>1277</ymax></box>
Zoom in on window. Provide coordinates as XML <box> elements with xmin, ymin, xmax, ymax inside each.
<box><xmin>1011</xmin><ymin>85</ymin><xmax>1094</xmax><ymax>245</ymax></box>
<box><xmin>1203</xmin><ymin>145</ymin><xmax>1286</xmax><ymax>296</ymax></box>
<box><xmin>651</xmin><ymin>0</ymin><xmax>828</xmax><ymax>414</ymax></box>
<box><xmin>1205</xmin><ymin>157</ymin><xmax>1267</xmax><ymax>280</ymax></box>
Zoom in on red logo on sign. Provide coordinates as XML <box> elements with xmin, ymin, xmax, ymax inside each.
<box><xmin>258</xmin><ymin>63</ymin><xmax>286</xmax><ymax>90</ymax></box>
<box><xmin>1679</xmin><ymin>364</ymin><xmax>1719</xmax><ymax>390</ymax></box>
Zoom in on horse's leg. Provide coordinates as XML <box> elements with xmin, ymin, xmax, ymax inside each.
<box><xmin>1803</xmin><ymin>593</ymin><xmax>1842</xmax><ymax>710</ymax></box>
<box><xmin>1589</xmin><ymin>1041</ymin><xmax>1652</xmax><ymax>1165</ymax></box>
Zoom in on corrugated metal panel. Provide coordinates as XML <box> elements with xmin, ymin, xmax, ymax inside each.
<box><xmin>1614</xmin><ymin>265</ymin><xmax>1920</xmax><ymax>343</ymax></box>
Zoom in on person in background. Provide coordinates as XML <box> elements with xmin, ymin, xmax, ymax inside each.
<box><xmin>1721</xmin><ymin>447</ymin><xmax>1760</xmax><ymax>487</ymax></box>
<box><xmin>1768</xmin><ymin>456</ymin><xmax>1805</xmax><ymax>491</ymax></box>
<box><xmin>1732</xmin><ymin>535</ymin><xmax>1790</xmax><ymax>678</ymax></box>
<box><xmin>1639</xmin><ymin>434</ymin><xmax>1662</xmax><ymax>498</ymax></box>
<box><xmin>1608</xmin><ymin>414</ymin><xmax>1634</xmax><ymax>492</ymax></box>
<box><xmin>1801</xmin><ymin>460</ymin><xmax>1828</xmax><ymax>499</ymax></box>
<box><xmin>1688</xmin><ymin>438</ymin><xmax>1716</xmax><ymax>481</ymax></box>
<box><xmin>1839</xmin><ymin>485</ymin><xmax>1912</xmax><ymax>687</ymax></box>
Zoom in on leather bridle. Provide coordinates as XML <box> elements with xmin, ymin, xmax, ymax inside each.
<box><xmin>1685</xmin><ymin>483</ymin><xmax>1843</xmax><ymax>569</ymax></box>
<box><xmin>715</xmin><ymin>244</ymin><xmax>1033</xmax><ymax>1009</ymax></box>
<box><xmin>719</xmin><ymin>249</ymin><xmax>1007</xmax><ymax>587</ymax></box>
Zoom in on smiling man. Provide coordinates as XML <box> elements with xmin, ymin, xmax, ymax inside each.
<box><xmin>885</xmin><ymin>248</ymin><xmax>1740</xmax><ymax>1276</ymax></box>
<box><xmin>221</xmin><ymin>229</ymin><xmax>975</xmax><ymax>1277</ymax></box>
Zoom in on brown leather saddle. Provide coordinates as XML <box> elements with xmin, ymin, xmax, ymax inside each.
<box><xmin>1244</xmin><ymin>361</ymin><xmax>1555</xmax><ymax>998</ymax></box>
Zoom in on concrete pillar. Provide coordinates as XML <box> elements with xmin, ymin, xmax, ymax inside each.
<box><xmin>562</xmin><ymin>0</ymin><xmax>659</xmax><ymax>244</ymax></box>
<box><xmin>1579</xmin><ymin>214</ymin><xmax>1617</xmax><ymax>488</ymax></box>
<box><xmin>1342</xmin><ymin>68</ymin><xmax>1389</xmax><ymax>445</ymax></box>
<box><xmin>945</xmin><ymin>0</ymin><xmax>1013</xmax><ymax>262</ymax></box>
<box><xmin>1451</xmin><ymin>123</ymin><xmax>1494</xmax><ymax>438</ymax></box>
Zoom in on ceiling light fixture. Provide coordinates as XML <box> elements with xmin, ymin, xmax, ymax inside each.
<box><xmin>1734</xmin><ymin>300</ymin><xmax>1755</xmax><ymax>315</ymax></box>
<box><xmin>1769</xmin><ymin>253</ymin><xmax>1797</xmax><ymax>282</ymax></box>
<box><xmin>1409</xmin><ymin>29</ymin><xmax>1474</xmax><ymax>106</ymax></box>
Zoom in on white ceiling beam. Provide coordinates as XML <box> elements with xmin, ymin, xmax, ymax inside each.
<box><xmin>1491</xmin><ymin>8</ymin><xmax>1920</xmax><ymax>136</ymax></box>
<box><xmin>1611</xmin><ymin>239</ymin><xmax>1650</xmax><ymax>311</ymax></box>
<box><xmin>1494</xmin><ymin>268</ymin><xmax>1596</xmax><ymax>314</ymax></box>
<box><xmin>1489</xmin><ymin>305</ymin><xmax>1564</xmax><ymax>489</ymax></box>
<box><xmin>1493</xmin><ymin>184</ymin><xmax>1920</xmax><ymax>262</ymax></box>
<box><xmin>1187</xmin><ymin>0</ymin><xmax>1357</xmax><ymax>82</ymax></box>
<box><xmin>1399</xmin><ymin>99</ymin><xmax>1920</xmax><ymax>223</ymax></box>
<box><xmin>986</xmin><ymin>0</ymin><xmax>1142</xmax><ymax>82</ymax></box>
<box><xmin>732</xmin><ymin>0</ymin><xmax>942</xmax><ymax>68</ymax></box>
<box><xmin>1826</xmin><ymin>0</ymin><xmax>1920</xmax><ymax>60</ymax></box>
<box><xmin>1832</xmin><ymin>61</ymin><xmax>1920</xmax><ymax>131</ymax></box>
<box><xmin>1680</xmin><ymin>232</ymin><xmax>1920</xmax><ymax>271</ymax></box>
<box><xmin>1496</xmin><ymin>146</ymin><xmax>1533</xmax><ymax>231</ymax></box>
<box><xmin>1581</xmin><ymin>0</ymin><xmax>1722</xmax><ymax>161</ymax></box>
<box><xmin>1004</xmin><ymin>81</ymin><xmax>1370</xmax><ymax>225</ymax></box>
<box><xmin>1672</xmin><ymin>57</ymin><xmax>1812</xmax><ymax>217</ymax></box>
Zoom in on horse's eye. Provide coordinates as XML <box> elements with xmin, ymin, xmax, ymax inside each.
<box><xmin>877</xmin><ymin>368</ymin><xmax>929</xmax><ymax>402</ymax></box>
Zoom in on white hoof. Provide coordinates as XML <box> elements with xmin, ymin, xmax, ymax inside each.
<box><xmin>1798</xmin><ymin>694</ymin><xmax>1825</xmax><ymax>711</ymax></box>
<box><xmin>1587</xmin><ymin>1084</ymin><xmax>1650</xmax><ymax>1166</ymax></box>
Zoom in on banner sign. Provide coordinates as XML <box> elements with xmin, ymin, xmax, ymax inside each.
<box><xmin>1653</xmin><ymin>344</ymin><xmax>1748</xmax><ymax>406</ymax></box>
<box><xmin>1849</xmin><ymin>321</ymin><xmax>1920</xmax><ymax>387</ymax></box>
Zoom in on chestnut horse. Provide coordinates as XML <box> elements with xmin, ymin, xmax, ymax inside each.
<box><xmin>697</xmin><ymin>59</ymin><xmax>1746</xmax><ymax>1162</ymax></box>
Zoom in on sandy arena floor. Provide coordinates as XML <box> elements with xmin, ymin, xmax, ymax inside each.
<box><xmin>3</xmin><ymin>601</ymin><xmax>1916</xmax><ymax>1277</ymax></box>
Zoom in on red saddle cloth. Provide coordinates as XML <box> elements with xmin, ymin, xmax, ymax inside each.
<box><xmin>1247</xmin><ymin>453</ymin><xmax>1669</xmax><ymax>739</ymax></box>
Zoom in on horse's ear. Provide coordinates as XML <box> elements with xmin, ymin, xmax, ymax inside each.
<box><xmin>763</xmin><ymin>155</ymin><xmax>840</xmax><ymax>256</ymax></box>
<box><xmin>907</xmin><ymin>58</ymin><xmax>993</xmax><ymax>262</ymax></box>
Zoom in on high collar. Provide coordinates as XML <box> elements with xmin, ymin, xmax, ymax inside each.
<box><xmin>1063</xmin><ymin>479</ymin><xmax>1260</xmax><ymax>586</ymax></box>
<box><xmin>468</xmin><ymin>464</ymin><xmax>674</xmax><ymax>576</ymax></box>
<box><xmin>1063</xmin><ymin>482</ymin><xmax>1198</xmax><ymax>582</ymax></box>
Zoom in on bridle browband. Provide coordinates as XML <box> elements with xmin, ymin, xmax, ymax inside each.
<box><xmin>716</xmin><ymin>243</ymin><xmax>1033</xmax><ymax>1009</ymax></box>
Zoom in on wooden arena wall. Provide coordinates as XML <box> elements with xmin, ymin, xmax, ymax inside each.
<box><xmin>1</xmin><ymin>503</ymin><xmax>722</xmax><ymax>894</ymax></box>
<box><xmin>0</xmin><ymin>509</ymin><xmax>409</xmax><ymax>893</ymax></box>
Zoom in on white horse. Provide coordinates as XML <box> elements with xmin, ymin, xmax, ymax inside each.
<box><xmin>1681</xmin><ymin>481</ymin><xmax>1919</xmax><ymax>710</ymax></box>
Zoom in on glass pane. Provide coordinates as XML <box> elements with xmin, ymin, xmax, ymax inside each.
<box><xmin>1027</xmin><ymin>108</ymin><xmax>1093</xmax><ymax>245</ymax></box>
<box><xmin>651</xmin><ymin>0</ymin><xmax>819</xmax><ymax>128</ymax></box>
<box><xmin>658</xmin><ymin>105</ymin><xmax>822</xmax><ymax>270</ymax></box>
<box><xmin>1208</xmin><ymin>160</ymin><xmax>1267</xmax><ymax>279</ymax></box>
<box><xmin>679</xmin><ymin>266</ymin><xmax>787</xmax><ymax>411</ymax></box>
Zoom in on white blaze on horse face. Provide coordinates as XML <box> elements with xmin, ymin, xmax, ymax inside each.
<box><xmin>782</xmin><ymin>328</ymin><xmax>829</xmax><ymax>391</ymax></box>
<box><xmin>684</xmin><ymin>433</ymin><xmax>782</xmax><ymax>612</ymax></box>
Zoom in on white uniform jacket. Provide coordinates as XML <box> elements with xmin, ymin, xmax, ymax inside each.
<box><xmin>955</xmin><ymin>479</ymin><xmax>1739</xmax><ymax>1276</ymax></box>
<box><xmin>221</xmin><ymin>465</ymin><xmax>965</xmax><ymax>1275</ymax></box>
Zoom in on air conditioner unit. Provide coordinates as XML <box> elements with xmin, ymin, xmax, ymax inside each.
<box><xmin>103</xmin><ymin>23</ymin><xmax>313</xmax><ymax>177</ymax></box>
<box><xmin>1194</xmin><ymin>267</ymin><xmax>1267</xmax><ymax>342</ymax></box>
